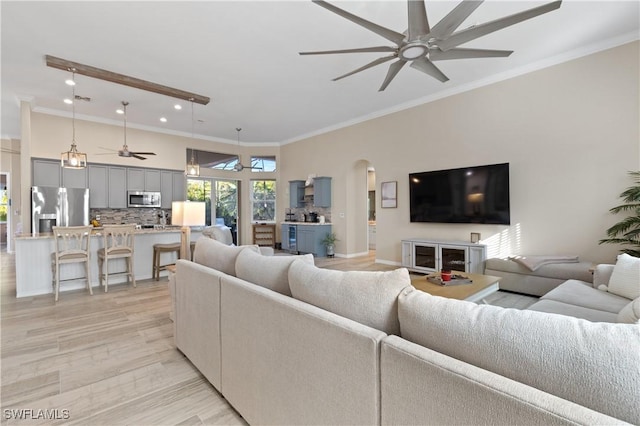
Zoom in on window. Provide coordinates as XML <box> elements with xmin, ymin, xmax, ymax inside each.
<box><xmin>186</xmin><ymin>178</ymin><xmax>239</xmax><ymax>233</ymax></box>
<box><xmin>251</xmin><ymin>180</ymin><xmax>276</xmax><ymax>222</ymax></box>
<box><xmin>0</xmin><ymin>188</ymin><xmax>7</xmax><ymax>222</ymax></box>
<box><xmin>187</xmin><ymin>149</ymin><xmax>239</xmax><ymax>171</ymax></box>
<box><xmin>250</xmin><ymin>156</ymin><xmax>277</xmax><ymax>172</ymax></box>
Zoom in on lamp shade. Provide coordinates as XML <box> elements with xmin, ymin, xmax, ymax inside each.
<box><xmin>172</xmin><ymin>201</ymin><xmax>205</xmax><ymax>226</ymax></box>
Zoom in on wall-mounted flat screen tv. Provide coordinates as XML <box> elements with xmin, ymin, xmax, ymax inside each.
<box><xmin>409</xmin><ymin>163</ymin><xmax>510</xmax><ymax>225</ymax></box>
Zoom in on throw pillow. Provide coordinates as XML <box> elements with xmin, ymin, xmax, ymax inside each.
<box><xmin>618</xmin><ymin>297</ymin><xmax>640</xmax><ymax>324</ymax></box>
<box><xmin>202</xmin><ymin>225</ymin><xmax>233</xmax><ymax>245</ymax></box>
<box><xmin>288</xmin><ymin>260</ymin><xmax>411</xmax><ymax>335</ymax></box>
<box><xmin>608</xmin><ymin>253</ymin><xmax>640</xmax><ymax>300</ymax></box>
<box><xmin>235</xmin><ymin>249</ymin><xmax>314</xmax><ymax>296</ymax></box>
<box><xmin>193</xmin><ymin>237</ymin><xmax>259</xmax><ymax>277</ymax></box>
<box><xmin>397</xmin><ymin>288</ymin><xmax>640</xmax><ymax>425</ymax></box>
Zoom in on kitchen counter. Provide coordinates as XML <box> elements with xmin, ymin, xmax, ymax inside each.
<box><xmin>14</xmin><ymin>228</ymin><xmax>203</xmax><ymax>298</ymax></box>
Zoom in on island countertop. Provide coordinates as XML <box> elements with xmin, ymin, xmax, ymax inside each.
<box><xmin>280</xmin><ymin>221</ymin><xmax>331</xmax><ymax>226</ymax></box>
<box><xmin>14</xmin><ymin>228</ymin><xmax>203</xmax><ymax>298</ymax></box>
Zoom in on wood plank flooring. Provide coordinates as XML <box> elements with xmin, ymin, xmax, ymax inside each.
<box><xmin>1</xmin><ymin>248</ymin><xmax>536</xmax><ymax>425</ymax></box>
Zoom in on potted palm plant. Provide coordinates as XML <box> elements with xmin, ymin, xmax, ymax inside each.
<box><xmin>322</xmin><ymin>232</ymin><xmax>338</xmax><ymax>258</ymax></box>
<box><xmin>599</xmin><ymin>171</ymin><xmax>640</xmax><ymax>257</ymax></box>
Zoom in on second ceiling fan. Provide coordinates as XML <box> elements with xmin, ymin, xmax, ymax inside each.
<box><xmin>100</xmin><ymin>101</ymin><xmax>157</xmax><ymax>160</ymax></box>
<box><xmin>301</xmin><ymin>0</ymin><xmax>562</xmax><ymax>91</ymax></box>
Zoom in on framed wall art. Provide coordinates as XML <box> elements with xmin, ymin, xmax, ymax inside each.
<box><xmin>381</xmin><ymin>181</ymin><xmax>397</xmax><ymax>208</ymax></box>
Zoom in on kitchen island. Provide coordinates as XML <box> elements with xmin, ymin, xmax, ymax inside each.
<box><xmin>14</xmin><ymin>227</ymin><xmax>203</xmax><ymax>298</ymax></box>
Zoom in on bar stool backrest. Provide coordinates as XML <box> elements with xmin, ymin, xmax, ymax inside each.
<box><xmin>102</xmin><ymin>224</ymin><xmax>136</xmax><ymax>256</ymax></box>
<box><xmin>52</xmin><ymin>226</ymin><xmax>92</xmax><ymax>260</ymax></box>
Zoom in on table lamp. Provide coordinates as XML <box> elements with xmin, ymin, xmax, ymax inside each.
<box><xmin>172</xmin><ymin>201</ymin><xmax>206</xmax><ymax>260</ymax></box>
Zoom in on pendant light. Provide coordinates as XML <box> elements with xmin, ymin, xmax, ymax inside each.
<box><xmin>60</xmin><ymin>70</ymin><xmax>87</xmax><ymax>169</ymax></box>
<box><xmin>185</xmin><ymin>98</ymin><xmax>200</xmax><ymax>177</ymax></box>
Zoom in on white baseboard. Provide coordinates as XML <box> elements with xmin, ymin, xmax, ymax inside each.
<box><xmin>375</xmin><ymin>258</ymin><xmax>402</xmax><ymax>267</ymax></box>
<box><xmin>334</xmin><ymin>251</ymin><xmax>369</xmax><ymax>259</ymax></box>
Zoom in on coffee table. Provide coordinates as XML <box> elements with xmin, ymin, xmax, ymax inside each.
<box><xmin>410</xmin><ymin>271</ymin><xmax>501</xmax><ymax>303</ymax></box>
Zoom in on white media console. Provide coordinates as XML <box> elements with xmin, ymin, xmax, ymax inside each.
<box><xmin>401</xmin><ymin>239</ymin><xmax>487</xmax><ymax>274</ymax></box>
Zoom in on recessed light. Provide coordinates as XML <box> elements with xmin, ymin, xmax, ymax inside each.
<box><xmin>65</xmin><ymin>79</ymin><xmax>76</xmax><ymax>86</ymax></box>
<box><xmin>174</xmin><ymin>104</ymin><xmax>182</xmax><ymax>110</ymax></box>
<box><xmin>63</xmin><ymin>98</ymin><xmax>73</xmax><ymax>104</ymax></box>
<box><xmin>160</xmin><ymin>117</ymin><xmax>167</xmax><ymax>123</ymax></box>
<box><xmin>116</xmin><ymin>109</ymin><xmax>124</xmax><ymax>114</ymax></box>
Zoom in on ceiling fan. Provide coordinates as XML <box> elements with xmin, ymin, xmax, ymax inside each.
<box><xmin>300</xmin><ymin>0</ymin><xmax>562</xmax><ymax>91</ymax></box>
<box><xmin>232</xmin><ymin>128</ymin><xmax>263</xmax><ymax>172</ymax></box>
<box><xmin>99</xmin><ymin>101</ymin><xmax>156</xmax><ymax>160</ymax></box>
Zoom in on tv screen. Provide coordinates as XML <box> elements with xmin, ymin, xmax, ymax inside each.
<box><xmin>409</xmin><ymin>163</ymin><xmax>510</xmax><ymax>224</ymax></box>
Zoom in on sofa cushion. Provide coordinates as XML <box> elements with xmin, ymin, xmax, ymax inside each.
<box><xmin>540</xmin><ymin>279</ymin><xmax>630</xmax><ymax>314</ymax></box>
<box><xmin>288</xmin><ymin>260</ymin><xmax>410</xmax><ymax>335</ymax></box>
<box><xmin>235</xmin><ymin>249</ymin><xmax>314</xmax><ymax>296</ymax></box>
<box><xmin>607</xmin><ymin>253</ymin><xmax>640</xmax><ymax>300</ymax></box>
<box><xmin>618</xmin><ymin>297</ymin><xmax>640</xmax><ymax>324</ymax></box>
<box><xmin>194</xmin><ymin>237</ymin><xmax>259</xmax><ymax>277</ymax></box>
<box><xmin>202</xmin><ymin>225</ymin><xmax>234</xmax><ymax>245</ymax></box>
<box><xmin>397</xmin><ymin>288</ymin><xmax>640</xmax><ymax>425</ymax></box>
<box><xmin>485</xmin><ymin>257</ymin><xmax>593</xmax><ymax>282</ymax></box>
<box><xmin>527</xmin><ymin>299</ymin><xmax>618</xmax><ymax>323</ymax></box>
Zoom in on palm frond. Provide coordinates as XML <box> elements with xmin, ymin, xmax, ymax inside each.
<box><xmin>609</xmin><ymin>204</ymin><xmax>640</xmax><ymax>214</ymax></box>
<box><xmin>600</xmin><ymin>171</ymin><xmax>640</xmax><ymax>254</ymax></box>
<box><xmin>605</xmin><ymin>216</ymin><xmax>640</xmax><ymax>238</ymax></box>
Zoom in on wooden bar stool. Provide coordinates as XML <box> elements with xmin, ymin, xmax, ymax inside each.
<box><xmin>153</xmin><ymin>242</ymin><xmax>181</xmax><ymax>281</ymax></box>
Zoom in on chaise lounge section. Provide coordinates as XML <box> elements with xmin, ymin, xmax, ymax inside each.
<box><xmin>173</xmin><ymin>238</ymin><xmax>640</xmax><ymax>425</ymax></box>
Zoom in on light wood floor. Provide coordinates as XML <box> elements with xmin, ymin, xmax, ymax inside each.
<box><xmin>1</xmin><ymin>248</ymin><xmax>536</xmax><ymax>425</ymax></box>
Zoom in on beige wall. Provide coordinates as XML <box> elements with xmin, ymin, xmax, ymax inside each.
<box><xmin>1</xmin><ymin>138</ymin><xmax>22</xmax><ymax>251</ymax></box>
<box><xmin>279</xmin><ymin>41</ymin><xmax>640</xmax><ymax>264</ymax></box>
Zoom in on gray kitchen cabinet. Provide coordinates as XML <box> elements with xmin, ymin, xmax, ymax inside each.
<box><xmin>313</xmin><ymin>176</ymin><xmax>332</xmax><ymax>207</ymax></box>
<box><xmin>32</xmin><ymin>159</ymin><xmax>61</xmax><ymax>187</ymax></box>
<box><xmin>62</xmin><ymin>167</ymin><xmax>88</xmax><ymax>189</ymax></box>
<box><xmin>289</xmin><ymin>180</ymin><xmax>305</xmax><ymax>208</ymax></box>
<box><xmin>161</xmin><ymin>171</ymin><xmax>173</xmax><ymax>209</ymax></box>
<box><xmin>88</xmin><ymin>165</ymin><xmax>108</xmax><ymax>208</ymax></box>
<box><xmin>172</xmin><ymin>172</ymin><xmax>185</xmax><ymax>202</ymax></box>
<box><xmin>127</xmin><ymin>168</ymin><xmax>145</xmax><ymax>191</ymax></box>
<box><xmin>145</xmin><ymin>169</ymin><xmax>161</xmax><ymax>191</ymax></box>
<box><xmin>296</xmin><ymin>224</ymin><xmax>332</xmax><ymax>257</ymax></box>
<box><xmin>108</xmin><ymin>167</ymin><xmax>127</xmax><ymax>208</ymax></box>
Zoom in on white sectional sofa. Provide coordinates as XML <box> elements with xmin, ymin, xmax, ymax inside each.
<box><xmin>173</xmin><ymin>238</ymin><xmax>640</xmax><ymax>425</ymax></box>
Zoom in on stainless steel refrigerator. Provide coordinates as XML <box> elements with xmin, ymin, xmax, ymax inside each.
<box><xmin>32</xmin><ymin>186</ymin><xmax>89</xmax><ymax>234</ymax></box>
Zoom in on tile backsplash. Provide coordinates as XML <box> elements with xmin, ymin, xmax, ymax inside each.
<box><xmin>90</xmin><ymin>208</ymin><xmax>171</xmax><ymax>226</ymax></box>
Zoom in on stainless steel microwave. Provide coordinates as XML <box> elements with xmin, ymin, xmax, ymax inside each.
<box><xmin>127</xmin><ymin>191</ymin><xmax>161</xmax><ymax>208</ymax></box>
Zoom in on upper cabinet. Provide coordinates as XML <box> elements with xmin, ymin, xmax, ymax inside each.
<box><xmin>313</xmin><ymin>176</ymin><xmax>332</xmax><ymax>207</ymax></box>
<box><xmin>88</xmin><ymin>165</ymin><xmax>108</xmax><ymax>208</ymax></box>
<box><xmin>145</xmin><ymin>170</ymin><xmax>161</xmax><ymax>191</ymax></box>
<box><xmin>62</xmin><ymin>167</ymin><xmax>88</xmax><ymax>189</ymax></box>
<box><xmin>127</xmin><ymin>168</ymin><xmax>145</xmax><ymax>191</ymax></box>
<box><xmin>32</xmin><ymin>159</ymin><xmax>61</xmax><ymax>187</ymax></box>
<box><xmin>128</xmin><ymin>168</ymin><xmax>162</xmax><ymax>192</ymax></box>
<box><xmin>161</xmin><ymin>171</ymin><xmax>186</xmax><ymax>208</ymax></box>
<box><xmin>289</xmin><ymin>180</ymin><xmax>305</xmax><ymax>208</ymax></box>
<box><xmin>108</xmin><ymin>167</ymin><xmax>127</xmax><ymax>208</ymax></box>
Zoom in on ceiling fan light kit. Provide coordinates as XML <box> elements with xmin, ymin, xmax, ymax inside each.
<box><xmin>301</xmin><ymin>0</ymin><xmax>562</xmax><ymax>91</ymax></box>
<box><xmin>61</xmin><ymin>70</ymin><xmax>88</xmax><ymax>169</ymax></box>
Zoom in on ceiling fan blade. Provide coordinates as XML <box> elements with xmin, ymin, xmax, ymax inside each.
<box><xmin>300</xmin><ymin>46</ymin><xmax>397</xmax><ymax>55</ymax></box>
<box><xmin>437</xmin><ymin>0</ymin><xmax>562</xmax><ymax>51</ymax></box>
<box><xmin>131</xmin><ymin>154</ymin><xmax>147</xmax><ymax>160</ymax></box>
<box><xmin>379</xmin><ymin>60</ymin><xmax>407</xmax><ymax>92</ymax></box>
<box><xmin>407</xmin><ymin>0</ymin><xmax>430</xmax><ymax>41</ymax></box>
<box><xmin>131</xmin><ymin>152</ymin><xmax>156</xmax><ymax>156</ymax></box>
<box><xmin>430</xmin><ymin>47</ymin><xmax>512</xmax><ymax>61</ymax></box>
<box><xmin>312</xmin><ymin>1</ymin><xmax>405</xmax><ymax>45</ymax></box>
<box><xmin>332</xmin><ymin>55</ymin><xmax>396</xmax><ymax>82</ymax></box>
<box><xmin>428</xmin><ymin>0</ymin><xmax>483</xmax><ymax>40</ymax></box>
<box><xmin>410</xmin><ymin>57</ymin><xmax>449</xmax><ymax>82</ymax></box>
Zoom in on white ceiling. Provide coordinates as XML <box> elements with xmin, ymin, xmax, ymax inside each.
<box><xmin>1</xmin><ymin>1</ymin><xmax>638</xmax><ymax>145</ymax></box>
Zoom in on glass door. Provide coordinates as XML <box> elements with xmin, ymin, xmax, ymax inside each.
<box><xmin>187</xmin><ymin>178</ymin><xmax>239</xmax><ymax>244</ymax></box>
<box><xmin>414</xmin><ymin>243</ymin><xmax>437</xmax><ymax>272</ymax></box>
<box><xmin>440</xmin><ymin>245</ymin><xmax>469</xmax><ymax>272</ymax></box>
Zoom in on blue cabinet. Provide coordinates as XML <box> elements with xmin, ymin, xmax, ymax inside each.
<box><xmin>297</xmin><ymin>224</ymin><xmax>332</xmax><ymax>257</ymax></box>
<box><xmin>289</xmin><ymin>180</ymin><xmax>305</xmax><ymax>208</ymax></box>
<box><xmin>313</xmin><ymin>176</ymin><xmax>332</xmax><ymax>207</ymax></box>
